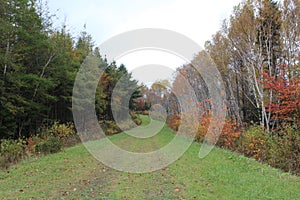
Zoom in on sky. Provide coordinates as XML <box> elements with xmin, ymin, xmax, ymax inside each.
<box><xmin>48</xmin><ymin>0</ymin><xmax>242</xmax><ymax>84</ymax></box>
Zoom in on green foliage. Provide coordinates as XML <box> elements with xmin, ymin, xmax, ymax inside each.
<box><xmin>267</xmin><ymin>125</ymin><xmax>300</xmax><ymax>174</ymax></box>
<box><xmin>237</xmin><ymin>126</ymin><xmax>268</xmax><ymax>161</ymax></box>
<box><xmin>100</xmin><ymin>115</ymin><xmax>142</xmax><ymax>136</ymax></box>
<box><xmin>130</xmin><ymin>112</ymin><xmax>142</xmax><ymax>126</ymax></box>
<box><xmin>48</xmin><ymin>122</ymin><xmax>75</xmax><ymax>139</ymax></box>
<box><xmin>47</xmin><ymin>122</ymin><xmax>80</xmax><ymax>148</ymax></box>
<box><xmin>237</xmin><ymin>125</ymin><xmax>300</xmax><ymax>175</ymax></box>
<box><xmin>132</xmin><ymin>116</ymin><xmax>142</xmax><ymax>126</ymax></box>
<box><xmin>0</xmin><ymin>121</ymin><xmax>79</xmax><ymax>168</ymax></box>
<box><xmin>0</xmin><ymin>0</ymin><xmax>98</xmax><ymax>139</ymax></box>
<box><xmin>0</xmin><ymin>139</ymin><xmax>27</xmax><ymax>169</ymax></box>
<box><xmin>35</xmin><ymin>136</ymin><xmax>62</xmax><ymax>155</ymax></box>
<box><xmin>100</xmin><ymin>121</ymin><xmax>122</xmax><ymax>135</ymax></box>
<box><xmin>96</xmin><ymin>62</ymin><xmax>142</xmax><ymax>122</ymax></box>
<box><xmin>0</xmin><ymin>0</ymin><xmax>142</xmax><ymax>143</ymax></box>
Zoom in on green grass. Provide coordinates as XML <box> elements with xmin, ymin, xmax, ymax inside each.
<box><xmin>0</xmin><ymin>115</ymin><xmax>299</xmax><ymax>199</ymax></box>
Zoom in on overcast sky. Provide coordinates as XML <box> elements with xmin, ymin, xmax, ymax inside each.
<box><xmin>48</xmin><ymin>0</ymin><xmax>242</xmax><ymax>46</ymax></box>
<box><xmin>48</xmin><ymin>0</ymin><xmax>242</xmax><ymax>84</ymax></box>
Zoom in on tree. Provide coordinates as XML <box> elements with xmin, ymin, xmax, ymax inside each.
<box><xmin>97</xmin><ymin>62</ymin><xmax>142</xmax><ymax>122</ymax></box>
<box><xmin>263</xmin><ymin>65</ymin><xmax>300</xmax><ymax>125</ymax></box>
<box><xmin>0</xmin><ymin>0</ymin><xmax>56</xmax><ymax>138</ymax></box>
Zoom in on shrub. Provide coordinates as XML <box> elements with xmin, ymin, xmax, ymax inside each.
<box><xmin>101</xmin><ymin>121</ymin><xmax>122</xmax><ymax>135</ymax></box>
<box><xmin>49</xmin><ymin>122</ymin><xmax>80</xmax><ymax>147</ymax></box>
<box><xmin>48</xmin><ymin>122</ymin><xmax>76</xmax><ymax>140</ymax></box>
<box><xmin>194</xmin><ymin>114</ymin><xmax>241</xmax><ymax>149</ymax></box>
<box><xmin>133</xmin><ymin>118</ymin><xmax>142</xmax><ymax>126</ymax></box>
<box><xmin>0</xmin><ymin>139</ymin><xmax>27</xmax><ymax>169</ymax></box>
<box><xmin>237</xmin><ymin>124</ymin><xmax>300</xmax><ymax>175</ymax></box>
<box><xmin>142</xmin><ymin>110</ymin><xmax>149</xmax><ymax>115</ymax></box>
<box><xmin>37</xmin><ymin>122</ymin><xmax>79</xmax><ymax>148</ymax></box>
<box><xmin>237</xmin><ymin>126</ymin><xmax>268</xmax><ymax>161</ymax></box>
<box><xmin>35</xmin><ymin>137</ymin><xmax>62</xmax><ymax>155</ymax></box>
<box><xmin>131</xmin><ymin>113</ymin><xmax>142</xmax><ymax>126</ymax></box>
<box><xmin>167</xmin><ymin>114</ymin><xmax>181</xmax><ymax>131</ymax></box>
<box><xmin>59</xmin><ymin>134</ymin><xmax>80</xmax><ymax>148</ymax></box>
<box><xmin>149</xmin><ymin>105</ymin><xmax>167</xmax><ymax>122</ymax></box>
<box><xmin>217</xmin><ymin>119</ymin><xmax>241</xmax><ymax>150</ymax></box>
<box><xmin>134</xmin><ymin>110</ymin><xmax>149</xmax><ymax>115</ymax></box>
<box><xmin>194</xmin><ymin>114</ymin><xmax>210</xmax><ymax>143</ymax></box>
<box><xmin>267</xmin><ymin>125</ymin><xmax>300</xmax><ymax>175</ymax></box>
<box><xmin>27</xmin><ymin>137</ymin><xmax>35</xmax><ymax>153</ymax></box>
<box><xmin>100</xmin><ymin>116</ymin><xmax>142</xmax><ymax>136</ymax></box>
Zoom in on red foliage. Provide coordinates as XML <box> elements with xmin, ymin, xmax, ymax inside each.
<box><xmin>262</xmin><ymin>65</ymin><xmax>300</xmax><ymax>124</ymax></box>
<box><xmin>135</xmin><ymin>97</ymin><xmax>146</xmax><ymax>110</ymax></box>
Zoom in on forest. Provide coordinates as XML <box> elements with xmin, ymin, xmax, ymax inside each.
<box><xmin>0</xmin><ymin>0</ymin><xmax>299</xmax><ymax>176</ymax></box>
<box><xmin>164</xmin><ymin>0</ymin><xmax>300</xmax><ymax>174</ymax></box>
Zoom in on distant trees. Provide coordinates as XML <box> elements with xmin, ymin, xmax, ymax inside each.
<box><xmin>97</xmin><ymin>62</ymin><xmax>142</xmax><ymax>122</ymax></box>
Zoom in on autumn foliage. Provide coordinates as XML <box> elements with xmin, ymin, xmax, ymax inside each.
<box><xmin>167</xmin><ymin>101</ymin><xmax>241</xmax><ymax>150</ymax></box>
<box><xmin>263</xmin><ymin>65</ymin><xmax>300</xmax><ymax>124</ymax></box>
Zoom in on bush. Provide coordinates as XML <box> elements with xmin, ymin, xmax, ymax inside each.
<box><xmin>193</xmin><ymin>114</ymin><xmax>241</xmax><ymax>149</ymax></box>
<box><xmin>142</xmin><ymin>110</ymin><xmax>149</xmax><ymax>115</ymax></box>
<box><xmin>131</xmin><ymin>114</ymin><xmax>142</xmax><ymax>126</ymax></box>
<box><xmin>101</xmin><ymin>121</ymin><xmax>122</xmax><ymax>135</ymax></box>
<box><xmin>237</xmin><ymin>126</ymin><xmax>268</xmax><ymax>161</ymax></box>
<box><xmin>267</xmin><ymin>125</ymin><xmax>300</xmax><ymax>175</ymax></box>
<box><xmin>217</xmin><ymin>119</ymin><xmax>241</xmax><ymax>150</ymax></box>
<box><xmin>133</xmin><ymin>118</ymin><xmax>142</xmax><ymax>126</ymax></box>
<box><xmin>100</xmin><ymin>115</ymin><xmax>142</xmax><ymax>135</ymax></box>
<box><xmin>167</xmin><ymin>114</ymin><xmax>181</xmax><ymax>131</ymax></box>
<box><xmin>237</xmin><ymin>124</ymin><xmax>300</xmax><ymax>175</ymax></box>
<box><xmin>0</xmin><ymin>122</ymin><xmax>79</xmax><ymax>169</ymax></box>
<box><xmin>37</xmin><ymin>122</ymin><xmax>79</xmax><ymax>148</ymax></box>
<box><xmin>59</xmin><ymin>134</ymin><xmax>80</xmax><ymax>148</ymax></box>
<box><xmin>0</xmin><ymin>139</ymin><xmax>27</xmax><ymax>169</ymax></box>
<box><xmin>48</xmin><ymin>122</ymin><xmax>76</xmax><ymax>139</ymax></box>
<box><xmin>35</xmin><ymin>137</ymin><xmax>62</xmax><ymax>155</ymax></box>
<box><xmin>134</xmin><ymin>110</ymin><xmax>149</xmax><ymax>115</ymax></box>
<box><xmin>49</xmin><ymin>122</ymin><xmax>80</xmax><ymax>147</ymax></box>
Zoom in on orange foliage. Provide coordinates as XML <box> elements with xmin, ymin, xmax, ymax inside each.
<box><xmin>263</xmin><ymin>65</ymin><xmax>300</xmax><ymax>124</ymax></box>
<box><xmin>27</xmin><ymin>137</ymin><xmax>35</xmax><ymax>153</ymax></box>
<box><xmin>167</xmin><ymin>101</ymin><xmax>241</xmax><ymax>149</ymax></box>
<box><xmin>167</xmin><ymin>115</ymin><xmax>181</xmax><ymax>131</ymax></box>
<box><xmin>195</xmin><ymin>112</ymin><xmax>241</xmax><ymax>149</ymax></box>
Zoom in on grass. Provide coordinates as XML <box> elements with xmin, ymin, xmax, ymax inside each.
<box><xmin>0</xmin><ymin>115</ymin><xmax>299</xmax><ymax>199</ymax></box>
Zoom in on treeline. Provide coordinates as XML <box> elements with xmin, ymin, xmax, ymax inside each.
<box><xmin>204</xmin><ymin>0</ymin><xmax>300</xmax><ymax>129</ymax></box>
<box><xmin>166</xmin><ymin>0</ymin><xmax>300</xmax><ymax>174</ymax></box>
<box><xmin>170</xmin><ymin>0</ymin><xmax>300</xmax><ymax>128</ymax></box>
<box><xmin>0</xmin><ymin>0</ymin><xmax>141</xmax><ymax>140</ymax></box>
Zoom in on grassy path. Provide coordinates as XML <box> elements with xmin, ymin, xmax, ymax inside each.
<box><xmin>0</xmin><ymin>116</ymin><xmax>299</xmax><ymax>199</ymax></box>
